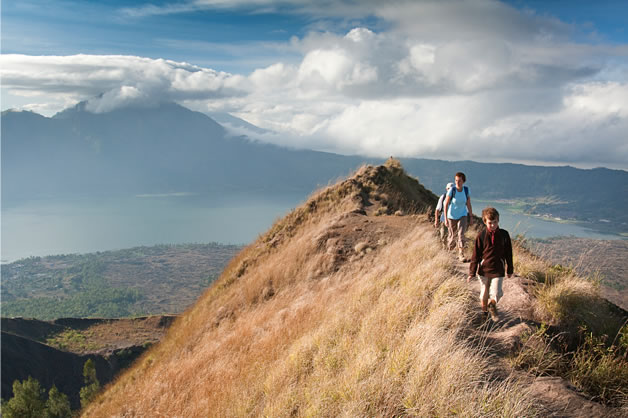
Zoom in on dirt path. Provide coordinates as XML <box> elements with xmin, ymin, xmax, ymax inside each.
<box><xmin>450</xmin><ymin>255</ymin><xmax>618</xmax><ymax>417</ymax></box>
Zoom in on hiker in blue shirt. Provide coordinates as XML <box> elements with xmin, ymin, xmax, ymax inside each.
<box><xmin>443</xmin><ymin>172</ymin><xmax>473</xmax><ymax>262</ymax></box>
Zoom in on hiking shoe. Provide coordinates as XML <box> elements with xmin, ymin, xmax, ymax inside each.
<box><xmin>488</xmin><ymin>301</ymin><xmax>498</xmax><ymax>321</ymax></box>
<box><xmin>458</xmin><ymin>253</ymin><xmax>469</xmax><ymax>262</ymax></box>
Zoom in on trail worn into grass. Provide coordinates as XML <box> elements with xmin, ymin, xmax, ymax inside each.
<box><xmin>83</xmin><ymin>162</ymin><xmax>624</xmax><ymax>417</ymax></box>
<box><xmin>450</xmin><ymin>254</ymin><xmax>617</xmax><ymax>417</ymax></box>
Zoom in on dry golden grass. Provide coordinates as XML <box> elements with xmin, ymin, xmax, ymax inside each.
<box><xmin>84</xmin><ymin>224</ymin><xmax>536</xmax><ymax>417</ymax></box>
<box><xmin>513</xmin><ymin>241</ymin><xmax>624</xmax><ymax>337</ymax></box>
<box><xmin>83</xmin><ymin>163</ymin><xmax>537</xmax><ymax>417</ymax></box>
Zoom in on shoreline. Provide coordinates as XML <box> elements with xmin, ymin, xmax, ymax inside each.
<box><xmin>475</xmin><ymin>198</ymin><xmax>627</xmax><ymax>240</ymax></box>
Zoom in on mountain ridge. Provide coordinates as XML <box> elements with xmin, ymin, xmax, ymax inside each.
<box><xmin>81</xmin><ymin>161</ymin><xmax>627</xmax><ymax>417</ymax></box>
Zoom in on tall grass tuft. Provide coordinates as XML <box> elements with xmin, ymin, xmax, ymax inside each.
<box><xmin>511</xmin><ymin>323</ymin><xmax>628</xmax><ymax>407</ymax></box>
<box><xmin>570</xmin><ymin>329</ymin><xmax>628</xmax><ymax>406</ymax></box>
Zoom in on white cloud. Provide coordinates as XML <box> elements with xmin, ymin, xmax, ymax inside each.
<box><xmin>472</xmin><ymin>82</ymin><xmax>628</xmax><ymax>166</ymax></box>
<box><xmin>2</xmin><ymin>0</ymin><xmax>628</xmax><ymax>169</ymax></box>
<box><xmin>566</xmin><ymin>82</ymin><xmax>628</xmax><ymax>116</ymax></box>
<box><xmin>1</xmin><ymin>54</ymin><xmax>248</xmax><ymax>114</ymax></box>
<box><xmin>249</xmin><ymin>63</ymin><xmax>296</xmax><ymax>91</ymax></box>
<box><xmin>375</xmin><ymin>0</ymin><xmax>572</xmax><ymax>43</ymax></box>
<box><xmin>85</xmin><ymin>86</ymin><xmax>146</xmax><ymax>113</ymax></box>
<box><xmin>119</xmin><ymin>0</ymin><xmax>386</xmax><ymax>19</ymax></box>
<box><xmin>297</xmin><ymin>48</ymin><xmax>378</xmax><ymax>93</ymax></box>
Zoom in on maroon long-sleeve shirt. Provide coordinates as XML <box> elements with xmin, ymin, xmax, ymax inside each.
<box><xmin>469</xmin><ymin>228</ymin><xmax>513</xmax><ymax>279</ymax></box>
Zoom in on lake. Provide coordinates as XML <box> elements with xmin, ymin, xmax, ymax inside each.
<box><xmin>474</xmin><ymin>200</ymin><xmax>622</xmax><ymax>240</ymax></box>
<box><xmin>1</xmin><ymin>193</ymin><xmax>623</xmax><ymax>263</ymax></box>
<box><xmin>1</xmin><ymin>192</ymin><xmax>306</xmax><ymax>263</ymax></box>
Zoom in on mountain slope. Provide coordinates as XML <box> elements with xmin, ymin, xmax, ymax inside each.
<box><xmin>3</xmin><ymin>103</ymin><xmax>627</xmax><ymax>233</ymax></box>
<box><xmin>81</xmin><ymin>160</ymin><xmax>628</xmax><ymax>417</ymax></box>
<box><xmin>1</xmin><ymin>103</ymin><xmax>370</xmax><ymax>204</ymax></box>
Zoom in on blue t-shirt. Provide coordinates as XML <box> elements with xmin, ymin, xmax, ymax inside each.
<box><xmin>446</xmin><ymin>186</ymin><xmax>469</xmax><ymax>220</ymax></box>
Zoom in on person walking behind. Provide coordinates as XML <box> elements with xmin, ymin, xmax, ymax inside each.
<box><xmin>434</xmin><ymin>183</ymin><xmax>454</xmax><ymax>247</ymax></box>
<box><xmin>443</xmin><ymin>172</ymin><xmax>473</xmax><ymax>262</ymax></box>
<box><xmin>467</xmin><ymin>207</ymin><xmax>514</xmax><ymax>321</ymax></box>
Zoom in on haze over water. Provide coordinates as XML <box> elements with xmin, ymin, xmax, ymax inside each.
<box><xmin>1</xmin><ymin>192</ymin><xmax>303</xmax><ymax>263</ymax></box>
<box><xmin>1</xmin><ymin>193</ymin><xmax>622</xmax><ymax>263</ymax></box>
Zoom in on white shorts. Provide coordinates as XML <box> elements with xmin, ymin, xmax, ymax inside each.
<box><xmin>478</xmin><ymin>275</ymin><xmax>503</xmax><ymax>303</ymax></box>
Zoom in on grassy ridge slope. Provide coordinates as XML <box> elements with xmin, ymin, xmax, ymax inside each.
<box><xmin>83</xmin><ymin>161</ymin><xmax>626</xmax><ymax>417</ymax></box>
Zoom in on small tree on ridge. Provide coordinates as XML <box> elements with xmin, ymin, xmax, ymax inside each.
<box><xmin>79</xmin><ymin>358</ymin><xmax>101</xmax><ymax>408</ymax></box>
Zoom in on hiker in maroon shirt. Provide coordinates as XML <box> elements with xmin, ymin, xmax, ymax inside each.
<box><xmin>467</xmin><ymin>207</ymin><xmax>514</xmax><ymax>321</ymax></box>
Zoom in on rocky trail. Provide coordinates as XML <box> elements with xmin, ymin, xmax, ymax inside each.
<box><xmin>450</xmin><ymin>254</ymin><xmax>617</xmax><ymax>417</ymax></box>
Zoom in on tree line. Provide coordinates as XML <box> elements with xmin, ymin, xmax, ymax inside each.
<box><xmin>1</xmin><ymin>359</ymin><xmax>101</xmax><ymax>417</ymax></box>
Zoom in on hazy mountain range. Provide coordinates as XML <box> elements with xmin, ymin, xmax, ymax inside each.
<box><xmin>1</xmin><ymin>102</ymin><xmax>369</xmax><ymax>204</ymax></box>
<box><xmin>2</xmin><ymin>101</ymin><xmax>627</xmax><ymax>234</ymax></box>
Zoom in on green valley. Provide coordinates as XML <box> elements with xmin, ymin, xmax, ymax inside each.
<box><xmin>1</xmin><ymin>243</ymin><xmax>241</xmax><ymax>320</ymax></box>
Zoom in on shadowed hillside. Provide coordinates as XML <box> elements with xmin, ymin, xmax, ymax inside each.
<box><xmin>83</xmin><ymin>160</ymin><xmax>627</xmax><ymax>417</ymax></box>
<box><xmin>1</xmin><ymin>316</ymin><xmax>175</xmax><ymax>409</ymax></box>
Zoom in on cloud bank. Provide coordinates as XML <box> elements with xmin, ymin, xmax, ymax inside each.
<box><xmin>2</xmin><ymin>0</ymin><xmax>628</xmax><ymax>169</ymax></box>
<box><xmin>1</xmin><ymin>54</ymin><xmax>247</xmax><ymax>113</ymax></box>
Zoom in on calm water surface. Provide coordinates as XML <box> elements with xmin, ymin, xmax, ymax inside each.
<box><xmin>1</xmin><ymin>194</ymin><xmax>622</xmax><ymax>263</ymax></box>
<box><xmin>477</xmin><ymin>200</ymin><xmax>619</xmax><ymax>240</ymax></box>
<box><xmin>1</xmin><ymin>192</ymin><xmax>305</xmax><ymax>263</ymax></box>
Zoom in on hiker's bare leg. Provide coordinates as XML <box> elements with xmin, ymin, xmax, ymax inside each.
<box><xmin>488</xmin><ymin>298</ymin><xmax>499</xmax><ymax>321</ymax></box>
<box><xmin>489</xmin><ymin>277</ymin><xmax>504</xmax><ymax>304</ymax></box>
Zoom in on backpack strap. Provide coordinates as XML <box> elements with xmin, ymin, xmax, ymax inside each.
<box><xmin>501</xmin><ymin>229</ymin><xmax>510</xmax><ymax>249</ymax></box>
<box><xmin>451</xmin><ymin>186</ymin><xmax>469</xmax><ymax>200</ymax></box>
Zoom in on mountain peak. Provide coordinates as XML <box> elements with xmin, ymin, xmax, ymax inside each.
<box><xmin>258</xmin><ymin>161</ymin><xmax>437</xmax><ymax>250</ymax></box>
<box><xmin>1</xmin><ymin>108</ymin><xmax>48</xmax><ymax>119</ymax></box>
<box><xmin>52</xmin><ymin>99</ymin><xmax>194</xmax><ymax>119</ymax></box>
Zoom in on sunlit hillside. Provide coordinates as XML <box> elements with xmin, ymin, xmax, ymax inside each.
<box><xmin>83</xmin><ymin>160</ymin><xmax>627</xmax><ymax>417</ymax></box>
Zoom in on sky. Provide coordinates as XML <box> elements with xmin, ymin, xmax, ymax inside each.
<box><xmin>2</xmin><ymin>0</ymin><xmax>628</xmax><ymax>169</ymax></box>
